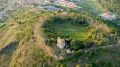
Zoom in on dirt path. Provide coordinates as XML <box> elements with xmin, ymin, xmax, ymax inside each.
<box><xmin>85</xmin><ymin>44</ymin><xmax>119</xmax><ymax>53</ymax></box>
<box><xmin>34</xmin><ymin>21</ymin><xmax>53</xmax><ymax>57</ymax></box>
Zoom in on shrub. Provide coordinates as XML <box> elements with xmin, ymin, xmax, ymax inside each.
<box><xmin>75</xmin><ymin>64</ymin><xmax>80</xmax><ymax>67</ymax></box>
<box><xmin>47</xmin><ymin>39</ymin><xmax>55</xmax><ymax>45</ymax></box>
<box><xmin>85</xmin><ymin>64</ymin><xmax>92</xmax><ymax>67</ymax></box>
<box><xmin>84</xmin><ymin>41</ymin><xmax>94</xmax><ymax>48</ymax></box>
<box><xmin>70</xmin><ymin>40</ymin><xmax>84</xmax><ymax>51</ymax></box>
<box><xmin>73</xmin><ymin>49</ymin><xmax>83</xmax><ymax>57</ymax></box>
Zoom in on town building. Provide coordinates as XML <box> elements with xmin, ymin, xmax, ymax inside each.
<box><xmin>57</xmin><ymin>37</ymin><xmax>66</xmax><ymax>49</ymax></box>
<box><xmin>43</xmin><ymin>5</ymin><xmax>63</xmax><ymax>11</ymax></box>
<box><xmin>99</xmin><ymin>12</ymin><xmax>117</xmax><ymax>21</ymax></box>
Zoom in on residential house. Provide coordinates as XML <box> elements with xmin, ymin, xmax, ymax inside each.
<box><xmin>99</xmin><ymin>12</ymin><xmax>117</xmax><ymax>21</ymax></box>
<box><xmin>57</xmin><ymin>37</ymin><xmax>66</xmax><ymax>49</ymax></box>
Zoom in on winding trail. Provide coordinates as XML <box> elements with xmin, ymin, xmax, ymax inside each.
<box><xmin>85</xmin><ymin>44</ymin><xmax>120</xmax><ymax>53</ymax></box>
<box><xmin>34</xmin><ymin>20</ymin><xmax>53</xmax><ymax>57</ymax></box>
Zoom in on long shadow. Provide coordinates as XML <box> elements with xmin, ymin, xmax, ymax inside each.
<box><xmin>0</xmin><ymin>41</ymin><xmax>18</xmax><ymax>67</ymax></box>
<box><xmin>0</xmin><ymin>41</ymin><xmax>18</xmax><ymax>54</ymax></box>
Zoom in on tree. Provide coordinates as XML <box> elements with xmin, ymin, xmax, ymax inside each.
<box><xmin>70</xmin><ymin>40</ymin><xmax>84</xmax><ymax>50</ymax></box>
<box><xmin>85</xmin><ymin>64</ymin><xmax>92</xmax><ymax>67</ymax></box>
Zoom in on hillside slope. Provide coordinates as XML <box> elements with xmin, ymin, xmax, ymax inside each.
<box><xmin>0</xmin><ymin>8</ymin><xmax>55</xmax><ymax>67</ymax></box>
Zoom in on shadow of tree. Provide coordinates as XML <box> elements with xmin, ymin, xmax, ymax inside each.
<box><xmin>0</xmin><ymin>41</ymin><xmax>18</xmax><ymax>54</ymax></box>
<box><xmin>0</xmin><ymin>41</ymin><xmax>18</xmax><ymax>67</ymax></box>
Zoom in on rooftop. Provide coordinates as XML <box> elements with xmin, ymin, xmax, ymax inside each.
<box><xmin>99</xmin><ymin>12</ymin><xmax>117</xmax><ymax>21</ymax></box>
<box><xmin>57</xmin><ymin>37</ymin><xmax>65</xmax><ymax>49</ymax></box>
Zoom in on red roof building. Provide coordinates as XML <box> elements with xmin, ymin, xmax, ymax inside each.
<box><xmin>58</xmin><ymin>0</ymin><xmax>77</xmax><ymax>8</ymax></box>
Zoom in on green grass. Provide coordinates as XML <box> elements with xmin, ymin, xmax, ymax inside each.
<box><xmin>0</xmin><ymin>23</ymin><xmax>4</xmax><ymax>28</ymax></box>
<box><xmin>116</xmin><ymin>19</ymin><xmax>120</xmax><ymax>25</ymax></box>
<box><xmin>83</xmin><ymin>46</ymin><xmax>120</xmax><ymax>66</ymax></box>
<box><xmin>48</xmin><ymin>23</ymin><xmax>88</xmax><ymax>40</ymax></box>
<box><xmin>0</xmin><ymin>23</ymin><xmax>2</xmax><ymax>26</ymax></box>
<box><xmin>77</xmin><ymin>0</ymin><xmax>104</xmax><ymax>15</ymax></box>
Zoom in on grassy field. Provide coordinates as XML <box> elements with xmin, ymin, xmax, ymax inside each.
<box><xmin>48</xmin><ymin>23</ymin><xmax>89</xmax><ymax>40</ymax></box>
<box><xmin>0</xmin><ymin>23</ymin><xmax>4</xmax><ymax>28</ymax></box>
<box><xmin>65</xmin><ymin>45</ymin><xmax>120</xmax><ymax>67</ymax></box>
<box><xmin>83</xmin><ymin>45</ymin><xmax>120</xmax><ymax>66</ymax></box>
<box><xmin>77</xmin><ymin>0</ymin><xmax>104</xmax><ymax>15</ymax></box>
<box><xmin>0</xmin><ymin>23</ymin><xmax>2</xmax><ymax>28</ymax></box>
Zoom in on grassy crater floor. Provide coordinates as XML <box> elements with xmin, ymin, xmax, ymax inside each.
<box><xmin>47</xmin><ymin>23</ymin><xmax>88</xmax><ymax>40</ymax></box>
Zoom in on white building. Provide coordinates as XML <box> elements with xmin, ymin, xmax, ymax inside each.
<box><xmin>99</xmin><ymin>12</ymin><xmax>117</xmax><ymax>21</ymax></box>
<box><xmin>57</xmin><ymin>37</ymin><xmax>65</xmax><ymax>49</ymax></box>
